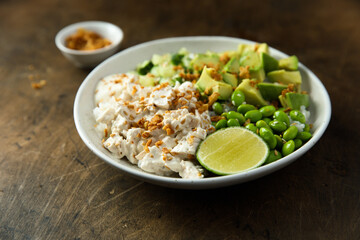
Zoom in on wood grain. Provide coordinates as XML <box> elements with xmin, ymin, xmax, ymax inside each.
<box><xmin>0</xmin><ymin>0</ymin><xmax>359</xmax><ymax>239</ymax></box>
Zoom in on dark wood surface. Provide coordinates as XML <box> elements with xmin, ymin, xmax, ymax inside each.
<box><xmin>1</xmin><ymin>0</ymin><xmax>359</xmax><ymax>239</ymax></box>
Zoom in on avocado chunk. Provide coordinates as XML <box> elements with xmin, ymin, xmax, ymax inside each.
<box><xmin>267</xmin><ymin>70</ymin><xmax>302</xmax><ymax>91</ymax></box>
<box><xmin>221</xmin><ymin>72</ymin><xmax>238</xmax><ymax>87</ymax></box>
<box><xmin>139</xmin><ymin>75</ymin><xmax>156</xmax><ymax>87</ymax></box>
<box><xmin>279</xmin><ymin>55</ymin><xmax>298</xmax><ymax>71</ymax></box>
<box><xmin>256</xmin><ymin>43</ymin><xmax>269</xmax><ymax>53</ymax></box>
<box><xmin>237</xmin><ymin>43</ymin><xmax>269</xmax><ymax>55</ymax></box>
<box><xmin>235</xmin><ymin>79</ymin><xmax>268</xmax><ymax>106</ymax></box>
<box><xmin>195</xmin><ymin>66</ymin><xmax>233</xmax><ymax>100</ymax></box>
<box><xmin>258</xmin><ymin>83</ymin><xmax>287</xmax><ymax>101</ymax></box>
<box><xmin>191</xmin><ymin>53</ymin><xmax>221</xmax><ymax>71</ymax></box>
<box><xmin>223</xmin><ymin>56</ymin><xmax>240</xmax><ymax>74</ymax></box>
<box><xmin>279</xmin><ymin>92</ymin><xmax>309</xmax><ymax>110</ymax></box>
<box><xmin>261</xmin><ymin>52</ymin><xmax>279</xmax><ymax>73</ymax></box>
<box><xmin>239</xmin><ymin>51</ymin><xmax>266</xmax><ymax>82</ymax></box>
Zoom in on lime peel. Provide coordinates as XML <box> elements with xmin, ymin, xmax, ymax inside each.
<box><xmin>196</xmin><ymin>127</ymin><xmax>269</xmax><ymax>175</ymax></box>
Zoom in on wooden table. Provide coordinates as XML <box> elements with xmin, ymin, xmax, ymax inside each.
<box><xmin>1</xmin><ymin>0</ymin><xmax>359</xmax><ymax>239</ymax></box>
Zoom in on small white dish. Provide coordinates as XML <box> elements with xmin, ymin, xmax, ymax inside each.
<box><xmin>55</xmin><ymin>21</ymin><xmax>123</xmax><ymax>68</ymax></box>
<box><xmin>74</xmin><ymin>36</ymin><xmax>331</xmax><ymax>189</ymax></box>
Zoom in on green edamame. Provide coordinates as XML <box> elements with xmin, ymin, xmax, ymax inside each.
<box><xmin>245</xmin><ymin>123</ymin><xmax>258</xmax><ymax>133</ymax></box>
<box><xmin>263</xmin><ymin>117</ymin><xmax>272</xmax><ymax>125</ymax></box>
<box><xmin>226</xmin><ymin>111</ymin><xmax>246</xmax><ymax>125</ymax></box>
<box><xmin>269</xmin><ymin>120</ymin><xmax>287</xmax><ymax>132</ymax></box>
<box><xmin>296</xmin><ymin>131</ymin><xmax>312</xmax><ymax>141</ymax></box>
<box><xmin>273</xmin><ymin>110</ymin><xmax>290</xmax><ymax>127</ymax></box>
<box><xmin>294</xmin><ymin>138</ymin><xmax>303</xmax><ymax>149</ymax></box>
<box><xmin>215</xmin><ymin>119</ymin><xmax>227</xmax><ymax>130</ymax></box>
<box><xmin>290</xmin><ymin>110</ymin><xmax>306</xmax><ymax>124</ymax></box>
<box><xmin>212</xmin><ymin>102</ymin><xmax>223</xmax><ymax>115</ymax></box>
<box><xmin>256</xmin><ymin>120</ymin><xmax>272</xmax><ymax>131</ymax></box>
<box><xmin>303</xmin><ymin>124</ymin><xmax>310</xmax><ymax>132</ymax></box>
<box><xmin>237</xmin><ymin>104</ymin><xmax>256</xmax><ymax>115</ymax></box>
<box><xmin>245</xmin><ymin>110</ymin><xmax>262</xmax><ymax>123</ymax></box>
<box><xmin>274</xmin><ymin>134</ymin><xmax>284</xmax><ymax>150</ymax></box>
<box><xmin>259</xmin><ymin>105</ymin><xmax>276</xmax><ymax>117</ymax></box>
<box><xmin>282</xmin><ymin>140</ymin><xmax>295</xmax><ymax>156</ymax></box>
<box><xmin>265</xmin><ymin>150</ymin><xmax>283</xmax><ymax>164</ymax></box>
<box><xmin>231</xmin><ymin>90</ymin><xmax>245</xmax><ymax>107</ymax></box>
<box><xmin>259</xmin><ymin>127</ymin><xmax>277</xmax><ymax>149</ymax></box>
<box><xmin>283</xmin><ymin>125</ymin><xmax>298</xmax><ymax>141</ymax></box>
<box><xmin>227</xmin><ymin>118</ymin><xmax>240</xmax><ymax>127</ymax></box>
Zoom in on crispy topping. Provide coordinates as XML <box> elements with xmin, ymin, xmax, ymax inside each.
<box><xmin>163</xmin><ymin>124</ymin><xmax>174</xmax><ymax>135</ymax></box>
<box><xmin>31</xmin><ymin>80</ymin><xmax>47</xmax><ymax>89</ymax></box>
<box><xmin>155</xmin><ymin>140</ymin><xmax>163</xmax><ymax>147</ymax></box>
<box><xmin>207</xmin><ymin>92</ymin><xmax>220</xmax><ymax>106</ymax></box>
<box><xmin>211</xmin><ymin>115</ymin><xmax>225</xmax><ymax>122</ymax></box>
<box><xmin>239</xmin><ymin>66</ymin><xmax>251</xmax><ymax>79</ymax></box>
<box><xmin>144</xmin><ymin>139</ymin><xmax>152</xmax><ymax>153</ymax></box>
<box><xmin>65</xmin><ymin>28</ymin><xmax>111</xmax><ymax>51</ymax></box>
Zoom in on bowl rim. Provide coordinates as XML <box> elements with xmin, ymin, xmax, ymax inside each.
<box><xmin>73</xmin><ymin>36</ymin><xmax>331</xmax><ymax>189</ymax></box>
<box><xmin>55</xmin><ymin>20</ymin><xmax>123</xmax><ymax>56</ymax></box>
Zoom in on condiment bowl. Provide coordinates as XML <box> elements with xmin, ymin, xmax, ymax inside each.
<box><xmin>55</xmin><ymin>21</ymin><xmax>123</xmax><ymax>68</ymax></box>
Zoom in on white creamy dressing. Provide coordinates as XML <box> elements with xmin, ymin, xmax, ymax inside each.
<box><xmin>93</xmin><ymin>73</ymin><xmax>215</xmax><ymax>179</ymax></box>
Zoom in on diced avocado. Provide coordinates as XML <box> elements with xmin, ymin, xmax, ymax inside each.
<box><xmin>137</xmin><ymin>60</ymin><xmax>154</xmax><ymax>75</ymax></box>
<box><xmin>256</xmin><ymin>43</ymin><xmax>269</xmax><ymax>53</ymax></box>
<box><xmin>223</xmin><ymin>56</ymin><xmax>240</xmax><ymax>74</ymax></box>
<box><xmin>235</xmin><ymin>79</ymin><xmax>268</xmax><ymax>106</ymax></box>
<box><xmin>279</xmin><ymin>55</ymin><xmax>298</xmax><ymax>71</ymax></box>
<box><xmin>267</xmin><ymin>70</ymin><xmax>302</xmax><ymax>91</ymax></box>
<box><xmin>191</xmin><ymin>53</ymin><xmax>221</xmax><ymax>71</ymax></box>
<box><xmin>151</xmin><ymin>54</ymin><xmax>171</xmax><ymax>65</ymax></box>
<box><xmin>139</xmin><ymin>75</ymin><xmax>156</xmax><ymax>87</ymax></box>
<box><xmin>239</xmin><ymin>51</ymin><xmax>266</xmax><ymax>81</ymax></box>
<box><xmin>237</xmin><ymin>43</ymin><xmax>269</xmax><ymax>55</ymax></box>
<box><xmin>279</xmin><ymin>92</ymin><xmax>309</xmax><ymax>110</ymax></box>
<box><xmin>261</xmin><ymin>52</ymin><xmax>279</xmax><ymax>73</ymax></box>
<box><xmin>219</xmin><ymin>50</ymin><xmax>239</xmax><ymax>60</ymax></box>
<box><xmin>258</xmin><ymin>83</ymin><xmax>287</xmax><ymax>101</ymax></box>
<box><xmin>150</xmin><ymin>64</ymin><xmax>176</xmax><ymax>78</ymax></box>
<box><xmin>195</xmin><ymin>66</ymin><xmax>233</xmax><ymax>100</ymax></box>
<box><xmin>221</xmin><ymin>72</ymin><xmax>238</xmax><ymax>87</ymax></box>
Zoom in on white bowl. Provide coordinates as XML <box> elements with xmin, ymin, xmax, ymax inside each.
<box><xmin>55</xmin><ymin>21</ymin><xmax>123</xmax><ymax>68</ymax></box>
<box><xmin>74</xmin><ymin>36</ymin><xmax>331</xmax><ymax>189</ymax></box>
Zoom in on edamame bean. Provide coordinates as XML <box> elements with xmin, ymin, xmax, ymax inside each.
<box><xmin>259</xmin><ymin>105</ymin><xmax>276</xmax><ymax>117</ymax></box>
<box><xmin>245</xmin><ymin>123</ymin><xmax>258</xmax><ymax>133</ymax></box>
<box><xmin>274</xmin><ymin>134</ymin><xmax>284</xmax><ymax>150</ymax></box>
<box><xmin>212</xmin><ymin>102</ymin><xmax>223</xmax><ymax>115</ymax></box>
<box><xmin>269</xmin><ymin>120</ymin><xmax>287</xmax><ymax>132</ymax></box>
<box><xmin>294</xmin><ymin>138</ymin><xmax>303</xmax><ymax>149</ymax></box>
<box><xmin>296</xmin><ymin>131</ymin><xmax>312</xmax><ymax>141</ymax></box>
<box><xmin>263</xmin><ymin>117</ymin><xmax>272</xmax><ymax>125</ymax></box>
<box><xmin>256</xmin><ymin>120</ymin><xmax>272</xmax><ymax>131</ymax></box>
<box><xmin>227</xmin><ymin>118</ymin><xmax>240</xmax><ymax>127</ymax></box>
<box><xmin>245</xmin><ymin>110</ymin><xmax>262</xmax><ymax>123</ymax></box>
<box><xmin>273</xmin><ymin>110</ymin><xmax>290</xmax><ymax>126</ymax></box>
<box><xmin>231</xmin><ymin>90</ymin><xmax>245</xmax><ymax>107</ymax></box>
<box><xmin>282</xmin><ymin>140</ymin><xmax>295</xmax><ymax>156</ymax></box>
<box><xmin>237</xmin><ymin>104</ymin><xmax>256</xmax><ymax>115</ymax></box>
<box><xmin>226</xmin><ymin>111</ymin><xmax>246</xmax><ymax>125</ymax></box>
<box><xmin>259</xmin><ymin>127</ymin><xmax>277</xmax><ymax>149</ymax></box>
<box><xmin>303</xmin><ymin>124</ymin><xmax>310</xmax><ymax>132</ymax></box>
<box><xmin>290</xmin><ymin>110</ymin><xmax>306</xmax><ymax>124</ymax></box>
<box><xmin>283</xmin><ymin>125</ymin><xmax>298</xmax><ymax>141</ymax></box>
<box><xmin>215</xmin><ymin>119</ymin><xmax>227</xmax><ymax>130</ymax></box>
<box><xmin>265</xmin><ymin>150</ymin><xmax>283</xmax><ymax>164</ymax></box>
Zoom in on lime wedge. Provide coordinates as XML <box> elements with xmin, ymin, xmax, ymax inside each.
<box><xmin>196</xmin><ymin>127</ymin><xmax>269</xmax><ymax>175</ymax></box>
